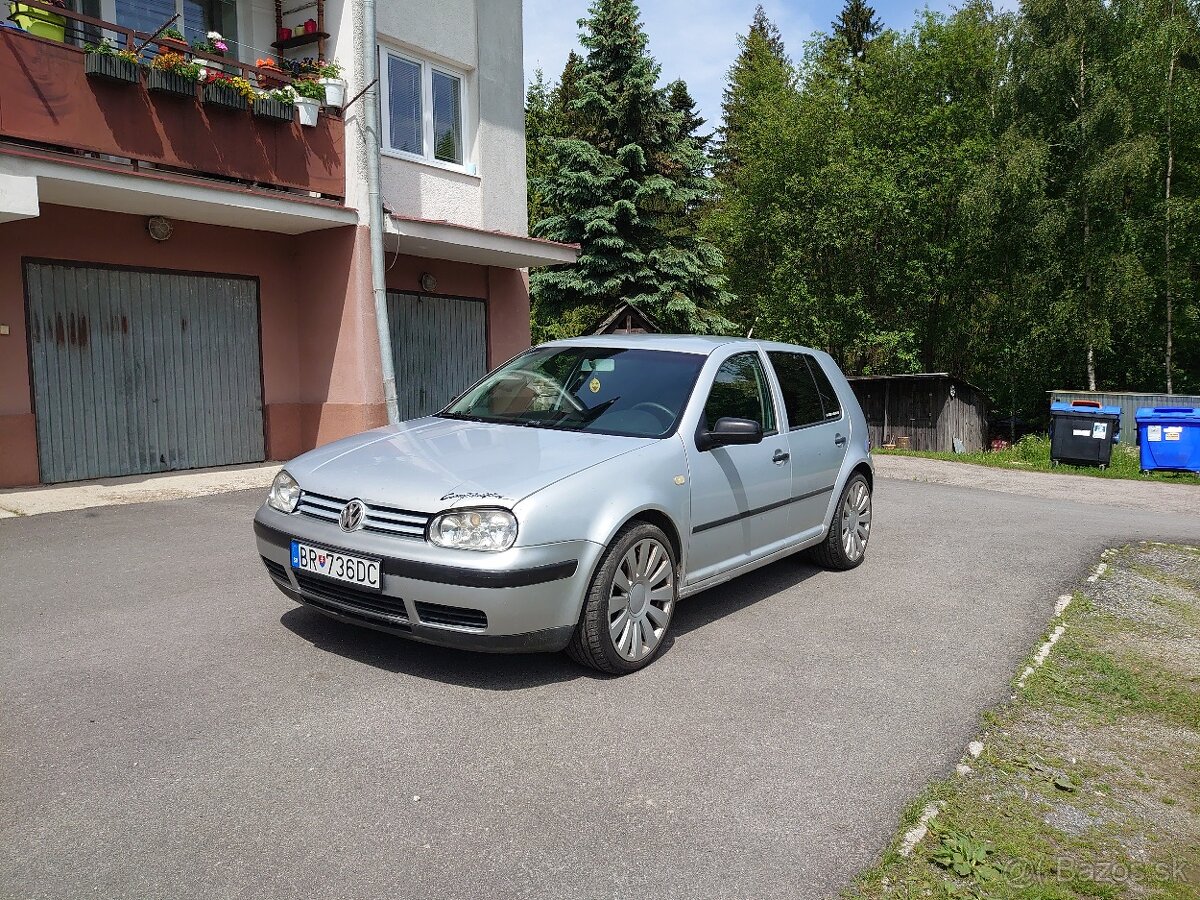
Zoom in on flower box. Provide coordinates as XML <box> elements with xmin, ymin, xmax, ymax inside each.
<box><xmin>85</xmin><ymin>54</ymin><xmax>140</xmax><ymax>85</ymax></box>
<box><xmin>253</xmin><ymin>98</ymin><xmax>294</xmax><ymax>123</ymax></box>
<box><xmin>202</xmin><ymin>81</ymin><xmax>249</xmax><ymax>111</ymax></box>
<box><xmin>157</xmin><ymin>37</ymin><xmax>189</xmax><ymax>54</ymax></box>
<box><xmin>146</xmin><ymin>68</ymin><xmax>196</xmax><ymax>98</ymax></box>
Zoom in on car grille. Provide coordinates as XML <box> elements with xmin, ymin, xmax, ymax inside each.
<box><xmin>415</xmin><ymin>602</ymin><xmax>488</xmax><ymax>631</ymax></box>
<box><xmin>262</xmin><ymin>557</ymin><xmax>289</xmax><ymax>583</ymax></box>
<box><xmin>294</xmin><ymin>572</ymin><xmax>410</xmax><ymax>624</ymax></box>
<box><xmin>296</xmin><ymin>491</ymin><xmax>430</xmax><ymax>540</ymax></box>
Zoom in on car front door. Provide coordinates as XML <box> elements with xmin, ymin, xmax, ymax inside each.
<box><xmin>685</xmin><ymin>350</ymin><xmax>793</xmax><ymax>586</ymax></box>
<box><xmin>767</xmin><ymin>350</ymin><xmax>848</xmax><ymax>540</ymax></box>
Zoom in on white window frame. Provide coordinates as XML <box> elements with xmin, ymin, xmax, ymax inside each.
<box><xmin>379</xmin><ymin>45</ymin><xmax>473</xmax><ymax>175</ymax></box>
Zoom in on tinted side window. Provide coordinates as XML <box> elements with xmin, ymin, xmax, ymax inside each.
<box><xmin>806</xmin><ymin>356</ymin><xmax>842</xmax><ymax>420</ymax></box>
<box><xmin>703</xmin><ymin>352</ymin><xmax>777</xmax><ymax>433</ymax></box>
<box><xmin>768</xmin><ymin>351</ymin><xmax>825</xmax><ymax>429</ymax></box>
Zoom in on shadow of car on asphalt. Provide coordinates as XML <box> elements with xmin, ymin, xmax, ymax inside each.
<box><xmin>278</xmin><ymin>554</ymin><xmax>824</xmax><ymax>690</ymax></box>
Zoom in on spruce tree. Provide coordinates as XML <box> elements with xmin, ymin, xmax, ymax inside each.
<box><xmin>667</xmin><ymin>79</ymin><xmax>709</xmax><ymax>153</ymax></box>
<box><xmin>832</xmin><ymin>0</ymin><xmax>882</xmax><ymax>59</ymax></box>
<box><xmin>715</xmin><ymin>5</ymin><xmax>792</xmax><ymax>178</ymax></box>
<box><xmin>525</xmin><ymin>68</ymin><xmax>554</xmax><ymax>232</ymax></box>
<box><xmin>530</xmin><ymin>0</ymin><xmax>733</xmax><ymax>339</ymax></box>
<box><xmin>552</xmin><ymin>51</ymin><xmax>586</xmax><ymax>136</ymax></box>
<box><xmin>704</xmin><ymin>6</ymin><xmax>795</xmax><ymax>332</ymax></box>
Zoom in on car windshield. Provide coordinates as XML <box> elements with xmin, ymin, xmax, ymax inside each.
<box><xmin>439</xmin><ymin>347</ymin><xmax>706</xmax><ymax>438</ymax></box>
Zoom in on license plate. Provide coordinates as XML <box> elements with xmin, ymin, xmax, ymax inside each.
<box><xmin>291</xmin><ymin>541</ymin><xmax>381</xmax><ymax>589</ymax></box>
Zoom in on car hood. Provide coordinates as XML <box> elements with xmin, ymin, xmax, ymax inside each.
<box><xmin>285</xmin><ymin>417</ymin><xmax>655</xmax><ymax>511</ymax></box>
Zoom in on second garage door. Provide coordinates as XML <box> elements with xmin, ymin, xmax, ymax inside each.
<box><xmin>25</xmin><ymin>263</ymin><xmax>265</xmax><ymax>483</ymax></box>
<box><xmin>388</xmin><ymin>292</ymin><xmax>487</xmax><ymax>421</ymax></box>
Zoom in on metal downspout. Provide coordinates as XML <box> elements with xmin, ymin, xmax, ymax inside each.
<box><xmin>359</xmin><ymin>0</ymin><xmax>399</xmax><ymax>424</ymax></box>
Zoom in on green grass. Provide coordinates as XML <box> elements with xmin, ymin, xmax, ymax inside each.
<box><xmin>876</xmin><ymin>435</ymin><xmax>1200</xmax><ymax>486</ymax></box>
<box><xmin>845</xmin><ymin>545</ymin><xmax>1200</xmax><ymax>900</ymax></box>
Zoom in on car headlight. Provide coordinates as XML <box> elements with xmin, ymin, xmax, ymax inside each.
<box><xmin>268</xmin><ymin>469</ymin><xmax>301</xmax><ymax>513</ymax></box>
<box><xmin>428</xmin><ymin>508</ymin><xmax>518</xmax><ymax>552</ymax></box>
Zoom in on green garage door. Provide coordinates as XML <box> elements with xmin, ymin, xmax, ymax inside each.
<box><xmin>388</xmin><ymin>292</ymin><xmax>488</xmax><ymax>421</ymax></box>
<box><xmin>25</xmin><ymin>263</ymin><xmax>265</xmax><ymax>483</ymax></box>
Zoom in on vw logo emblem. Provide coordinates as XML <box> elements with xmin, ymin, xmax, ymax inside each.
<box><xmin>339</xmin><ymin>499</ymin><xmax>366</xmax><ymax>532</ymax></box>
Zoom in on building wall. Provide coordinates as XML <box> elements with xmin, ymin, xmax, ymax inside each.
<box><xmin>374</xmin><ymin>0</ymin><xmax>528</xmax><ymax>236</ymax></box>
<box><xmin>382</xmin><ymin>253</ymin><xmax>530</xmax><ymax>369</ymax></box>
<box><xmin>475</xmin><ymin>0</ymin><xmax>527</xmax><ymax>235</ymax></box>
<box><xmin>849</xmin><ymin>378</ymin><xmax>990</xmax><ymax>453</ymax></box>
<box><xmin>0</xmin><ymin>206</ymin><xmax>531</xmax><ymax>487</ymax></box>
<box><xmin>0</xmin><ymin>205</ymin><xmax>382</xmax><ymax>486</ymax></box>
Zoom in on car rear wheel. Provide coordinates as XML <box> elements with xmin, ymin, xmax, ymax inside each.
<box><xmin>566</xmin><ymin>523</ymin><xmax>677</xmax><ymax>675</ymax></box>
<box><xmin>808</xmin><ymin>473</ymin><xmax>872</xmax><ymax>571</ymax></box>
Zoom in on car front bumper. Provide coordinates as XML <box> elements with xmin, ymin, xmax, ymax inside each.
<box><xmin>253</xmin><ymin>505</ymin><xmax>603</xmax><ymax>653</ymax></box>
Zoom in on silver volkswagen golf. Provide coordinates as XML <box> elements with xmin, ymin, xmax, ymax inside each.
<box><xmin>254</xmin><ymin>335</ymin><xmax>873</xmax><ymax>674</ymax></box>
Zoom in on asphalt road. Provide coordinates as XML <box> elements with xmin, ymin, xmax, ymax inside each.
<box><xmin>2</xmin><ymin>472</ymin><xmax>1197</xmax><ymax>900</ymax></box>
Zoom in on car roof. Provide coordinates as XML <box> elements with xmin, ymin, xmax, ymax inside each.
<box><xmin>543</xmin><ymin>334</ymin><xmax>820</xmax><ymax>357</ymax></box>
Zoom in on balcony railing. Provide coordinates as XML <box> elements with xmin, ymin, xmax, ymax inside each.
<box><xmin>0</xmin><ymin>1</ymin><xmax>345</xmax><ymax>200</ymax></box>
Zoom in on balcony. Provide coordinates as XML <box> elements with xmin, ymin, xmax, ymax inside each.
<box><xmin>0</xmin><ymin>3</ymin><xmax>345</xmax><ymax>202</ymax></box>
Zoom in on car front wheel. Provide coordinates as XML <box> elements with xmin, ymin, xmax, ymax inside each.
<box><xmin>809</xmin><ymin>473</ymin><xmax>872</xmax><ymax>571</ymax></box>
<box><xmin>566</xmin><ymin>522</ymin><xmax>677</xmax><ymax>675</ymax></box>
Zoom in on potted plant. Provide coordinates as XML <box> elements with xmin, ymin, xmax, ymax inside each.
<box><xmin>315</xmin><ymin>59</ymin><xmax>346</xmax><ymax>108</ymax></box>
<box><xmin>147</xmin><ymin>49</ymin><xmax>201</xmax><ymax>97</ymax></box>
<box><xmin>11</xmin><ymin>0</ymin><xmax>66</xmax><ymax>42</ymax></box>
<box><xmin>290</xmin><ymin>78</ymin><xmax>324</xmax><ymax>126</ymax></box>
<box><xmin>83</xmin><ymin>38</ymin><xmax>140</xmax><ymax>84</ymax></box>
<box><xmin>254</xmin><ymin>58</ymin><xmax>287</xmax><ymax>89</ymax></box>
<box><xmin>191</xmin><ymin>30</ymin><xmax>227</xmax><ymax>57</ymax></box>
<box><xmin>253</xmin><ymin>86</ymin><xmax>295</xmax><ymax>123</ymax></box>
<box><xmin>202</xmin><ymin>71</ymin><xmax>254</xmax><ymax>111</ymax></box>
<box><xmin>157</xmin><ymin>26</ymin><xmax>189</xmax><ymax>53</ymax></box>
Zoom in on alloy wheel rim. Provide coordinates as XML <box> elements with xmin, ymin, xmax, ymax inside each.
<box><xmin>841</xmin><ymin>481</ymin><xmax>872</xmax><ymax>561</ymax></box>
<box><xmin>608</xmin><ymin>538</ymin><xmax>674</xmax><ymax>661</ymax></box>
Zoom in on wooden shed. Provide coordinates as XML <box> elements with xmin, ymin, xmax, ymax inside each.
<box><xmin>590</xmin><ymin>301</ymin><xmax>661</xmax><ymax>335</ymax></box>
<box><xmin>847</xmin><ymin>373</ymin><xmax>990</xmax><ymax>453</ymax></box>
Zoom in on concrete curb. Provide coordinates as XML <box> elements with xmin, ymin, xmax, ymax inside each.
<box><xmin>0</xmin><ymin>463</ymin><xmax>281</xmax><ymax>517</ymax></box>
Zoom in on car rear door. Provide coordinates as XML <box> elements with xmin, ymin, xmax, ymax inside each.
<box><xmin>767</xmin><ymin>351</ymin><xmax>848</xmax><ymax>541</ymax></box>
<box><xmin>685</xmin><ymin>349</ymin><xmax>794</xmax><ymax>585</ymax></box>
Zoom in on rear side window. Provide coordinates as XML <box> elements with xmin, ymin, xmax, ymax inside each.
<box><xmin>703</xmin><ymin>352</ymin><xmax>777</xmax><ymax>433</ymax></box>
<box><xmin>806</xmin><ymin>356</ymin><xmax>842</xmax><ymax>421</ymax></box>
<box><xmin>768</xmin><ymin>351</ymin><xmax>824</xmax><ymax>429</ymax></box>
<box><xmin>768</xmin><ymin>351</ymin><xmax>841</xmax><ymax>426</ymax></box>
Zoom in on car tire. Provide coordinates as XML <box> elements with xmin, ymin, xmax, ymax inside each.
<box><xmin>566</xmin><ymin>522</ymin><xmax>677</xmax><ymax>675</ymax></box>
<box><xmin>808</xmin><ymin>473</ymin><xmax>872</xmax><ymax>571</ymax></box>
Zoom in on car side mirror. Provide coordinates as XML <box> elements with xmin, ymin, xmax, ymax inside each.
<box><xmin>698</xmin><ymin>416</ymin><xmax>763</xmax><ymax>451</ymax></box>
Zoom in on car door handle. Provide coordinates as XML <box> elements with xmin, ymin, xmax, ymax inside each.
<box><xmin>834</xmin><ymin>434</ymin><xmax>848</xmax><ymax>447</ymax></box>
<box><xmin>772</xmin><ymin>449</ymin><xmax>790</xmax><ymax>464</ymax></box>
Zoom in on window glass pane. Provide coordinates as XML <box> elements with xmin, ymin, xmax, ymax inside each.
<box><xmin>183</xmin><ymin>0</ymin><xmax>238</xmax><ymax>49</ymax></box>
<box><xmin>768</xmin><ymin>351</ymin><xmax>825</xmax><ymax>429</ymax></box>
<box><xmin>443</xmin><ymin>348</ymin><xmax>705</xmax><ymax>439</ymax></box>
<box><xmin>806</xmin><ymin>356</ymin><xmax>842</xmax><ymax>420</ymax></box>
<box><xmin>115</xmin><ymin>0</ymin><xmax>176</xmax><ymax>36</ymax></box>
<box><xmin>432</xmin><ymin>70</ymin><xmax>463</xmax><ymax>164</ymax></box>
<box><xmin>387</xmin><ymin>56</ymin><xmax>423</xmax><ymax>155</ymax></box>
<box><xmin>703</xmin><ymin>353</ymin><xmax>776</xmax><ymax>432</ymax></box>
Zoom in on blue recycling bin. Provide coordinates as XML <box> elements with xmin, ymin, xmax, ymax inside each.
<box><xmin>1049</xmin><ymin>401</ymin><xmax>1121</xmax><ymax>467</ymax></box>
<box><xmin>1136</xmin><ymin>407</ymin><xmax>1200</xmax><ymax>473</ymax></box>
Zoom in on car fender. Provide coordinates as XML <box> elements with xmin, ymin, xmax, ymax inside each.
<box><xmin>512</xmin><ymin>436</ymin><xmax>692</xmax><ymax>566</ymax></box>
